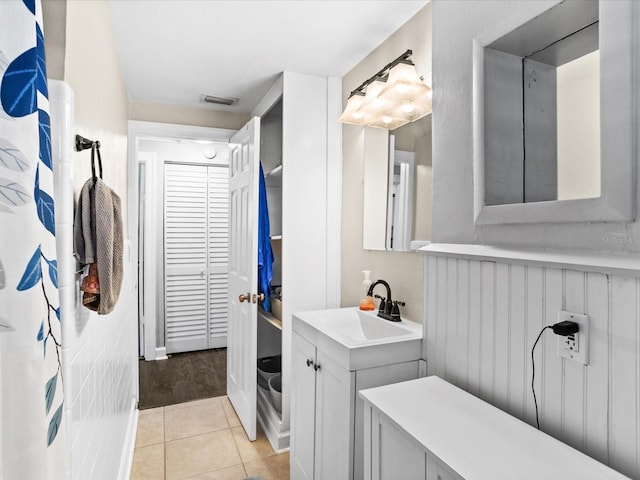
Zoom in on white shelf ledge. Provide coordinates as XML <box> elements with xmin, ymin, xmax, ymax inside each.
<box><xmin>418</xmin><ymin>243</ymin><xmax>640</xmax><ymax>277</ymax></box>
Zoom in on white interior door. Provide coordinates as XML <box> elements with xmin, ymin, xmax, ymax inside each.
<box><xmin>227</xmin><ymin>117</ymin><xmax>260</xmax><ymax>441</ymax></box>
<box><xmin>138</xmin><ymin>152</ymin><xmax>159</xmax><ymax>359</ymax></box>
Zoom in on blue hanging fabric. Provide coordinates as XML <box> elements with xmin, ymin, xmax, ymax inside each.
<box><xmin>257</xmin><ymin>163</ymin><xmax>274</xmax><ymax>311</ymax></box>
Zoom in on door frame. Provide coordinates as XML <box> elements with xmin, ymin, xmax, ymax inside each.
<box><xmin>128</xmin><ymin>121</ymin><xmax>236</xmax><ymax>362</ymax></box>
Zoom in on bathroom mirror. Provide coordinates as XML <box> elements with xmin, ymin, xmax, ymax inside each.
<box><xmin>473</xmin><ymin>0</ymin><xmax>635</xmax><ymax>224</ymax></box>
<box><xmin>362</xmin><ymin>115</ymin><xmax>432</xmax><ymax>251</ymax></box>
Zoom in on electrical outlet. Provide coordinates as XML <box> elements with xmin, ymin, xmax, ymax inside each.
<box><xmin>556</xmin><ymin>310</ymin><xmax>589</xmax><ymax>365</ymax></box>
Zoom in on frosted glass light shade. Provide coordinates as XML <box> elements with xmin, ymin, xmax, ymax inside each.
<box><xmin>337</xmin><ymin>92</ymin><xmax>367</xmax><ymax>125</ymax></box>
<box><xmin>337</xmin><ymin>66</ymin><xmax>432</xmax><ymax>130</ymax></box>
<box><xmin>380</xmin><ymin>62</ymin><xmax>431</xmax><ymax>103</ymax></box>
<box><xmin>366</xmin><ymin>114</ymin><xmax>409</xmax><ymax>130</ymax></box>
<box><xmin>358</xmin><ymin>79</ymin><xmax>395</xmax><ymax>125</ymax></box>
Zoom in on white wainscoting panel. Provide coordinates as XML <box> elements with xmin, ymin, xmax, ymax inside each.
<box><xmin>423</xmin><ymin>254</ymin><xmax>640</xmax><ymax>479</ymax></box>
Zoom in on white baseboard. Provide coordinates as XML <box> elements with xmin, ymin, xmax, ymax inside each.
<box><xmin>155</xmin><ymin>347</ymin><xmax>168</xmax><ymax>360</ymax></box>
<box><xmin>145</xmin><ymin>346</ymin><xmax>168</xmax><ymax>361</ymax></box>
<box><xmin>118</xmin><ymin>398</ymin><xmax>139</xmax><ymax>480</ymax></box>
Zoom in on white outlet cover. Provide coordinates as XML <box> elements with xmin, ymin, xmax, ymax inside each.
<box><xmin>556</xmin><ymin>310</ymin><xmax>589</xmax><ymax>365</ymax></box>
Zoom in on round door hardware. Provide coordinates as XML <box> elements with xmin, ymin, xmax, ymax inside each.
<box><xmin>306</xmin><ymin>359</ymin><xmax>313</xmax><ymax>367</ymax></box>
<box><xmin>238</xmin><ymin>293</ymin><xmax>250</xmax><ymax>303</ymax></box>
<box><xmin>314</xmin><ymin>364</ymin><xmax>321</xmax><ymax>371</ymax></box>
<box><xmin>252</xmin><ymin>293</ymin><xmax>265</xmax><ymax>304</ymax></box>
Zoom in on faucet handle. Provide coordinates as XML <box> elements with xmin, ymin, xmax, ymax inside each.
<box><xmin>390</xmin><ymin>300</ymin><xmax>405</xmax><ymax>321</ymax></box>
<box><xmin>374</xmin><ymin>294</ymin><xmax>387</xmax><ymax>312</ymax></box>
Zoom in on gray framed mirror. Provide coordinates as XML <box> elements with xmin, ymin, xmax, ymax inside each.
<box><xmin>473</xmin><ymin>0</ymin><xmax>636</xmax><ymax>225</ymax></box>
<box><xmin>362</xmin><ymin>114</ymin><xmax>432</xmax><ymax>251</ymax></box>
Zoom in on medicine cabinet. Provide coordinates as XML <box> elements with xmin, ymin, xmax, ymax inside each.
<box><xmin>472</xmin><ymin>0</ymin><xmax>636</xmax><ymax>225</ymax></box>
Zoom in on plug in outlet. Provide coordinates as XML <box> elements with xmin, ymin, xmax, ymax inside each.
<box><xmin>556</xmin><ymin>311</ymin><xmax>589</xmax><ymax>365</ymax></box>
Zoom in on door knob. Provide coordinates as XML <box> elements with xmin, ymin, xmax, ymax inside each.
<box><xmin>252</xmin><ymin>293</ymin><xmax>265</xmax><ymax>304</ymax></box>
<box><xmin>314</xmin><ymin>363</ymin><xmax>321</xmax><ymax>372</ymax></box>
<box><xmin>238</xmin><ymin>293</ymin><xmax>250</xmax><ymax>303</ymax></box>
<box><xmin>306</xmin><ymin>358</ymin><xmax>313</xmax><ymax>367</ymax></box>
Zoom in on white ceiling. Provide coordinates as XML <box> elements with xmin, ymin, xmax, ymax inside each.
<box><xmin>107</xmin><ymin>0</ymin><xmax>429</xmax><ymax>113</ymax></box>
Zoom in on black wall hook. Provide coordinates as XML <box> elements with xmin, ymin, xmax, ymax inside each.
<box><xmin>75</xmin><ymin>134</ymin><xmax>100</xmax><ymax>152</ymax></box>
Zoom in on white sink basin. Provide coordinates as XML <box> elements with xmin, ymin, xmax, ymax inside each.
<box><xmin>292</xmin><ymin>307</ymin><xmax>422</xmax><ymax>370</ymax></box>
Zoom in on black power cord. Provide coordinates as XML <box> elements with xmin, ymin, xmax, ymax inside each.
<box><xmin>531</xmin><ymin>321</ymin><xmax>580</xmax><ymax>430</ymax></box>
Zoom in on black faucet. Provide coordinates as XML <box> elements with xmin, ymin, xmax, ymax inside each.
<box><xmin>367</xmin><ymin>279</ymin><xmax>404</xmax><ymax>322</ymax></box>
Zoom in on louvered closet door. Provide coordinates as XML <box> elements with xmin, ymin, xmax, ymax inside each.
<box><xmin>208</xmin><ymin>166</ymin><xmax>229</xmax><ymax>348</ymax></box>
<box><xmin>164</xmin><ymin>163</ymin><xmax>229</xmax><ymax>354</ymax></box>
<box><xmin>164</xmin><ymin>163</ymin><xmax>209</xmax><ymax>353</ymax></box>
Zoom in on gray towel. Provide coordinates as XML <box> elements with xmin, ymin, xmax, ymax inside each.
<box><xmin>74</xmin><ymin>178</ymin><xmax>123</xmax><ymax>315</ymax></box>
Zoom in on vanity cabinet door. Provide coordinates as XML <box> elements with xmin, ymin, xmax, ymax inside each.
<box><xmin>426</xmin><ymin>455</ymin><xmax>464</xmax><ymax>480</ymax></box>
<box><xmin>368</xmin><ymin>409</ymin><xmax>426</xmax><ymax>480</ymax></box>
<box><xmin>314</xmin><ymin>350</ymin><xmax>354</xmax><ymax>480</ymax></box>
<box><xmin>291</xmin><ymin>333</ymin><xmax>318</xmax><ymax>480</ymax></box>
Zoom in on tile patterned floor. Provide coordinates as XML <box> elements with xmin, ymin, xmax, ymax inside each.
<box><xmin>131</xmin><ymin>395</ymin><xmax>290</xmax><ymax>480</ymax></box>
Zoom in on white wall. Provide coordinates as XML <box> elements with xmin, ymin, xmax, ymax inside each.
<box><xmin>557</xmin><ymin>50</ymin><xmax>600</xmax><ymax>201</ymax></box>
<box><xmin>341</xmin><ymin>4</ymin><xmax>432</xmax><ymax>323</ymax></box>
<box><xmin>57</xmin><ymin>1</ymin><xmax>138</xmax><ymax>479</ymax></box>
<box><xmin>428</xmin><ymin>1</ymin><xmax>640</xmax><ymax>477</ymax></box>
<box><xmin>129</xmin><ymin>101</ymin><xmax>249</xmax><ymax>131</ymax></box>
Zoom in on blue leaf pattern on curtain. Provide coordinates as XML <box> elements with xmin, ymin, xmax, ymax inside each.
<box><xmin>0</xmin><ymin>47</ymin><xmax>39</xmax><ymax>117</ymax></box>
<box><xmin>0</xmin><ymin>0</ymin><xmax>65</xmax><ymax>465</ymax></box>
<box><xmin>35</xmin><ymin>24</ymin><xmax>47</xmax><ymax>98</ymax></box>
<box><xmin>44</xmin><ymin>374</ymin><xmax>56</xmax><ymax>414</ymax></box>
<box><xmin>35</xmin><ymin>166</ymin><xmax>55</xmax><ymax>235</ymax></box>
<box><xmin>22</xmin><ymin>0</ymin><xmax>35</xmax><ymax>15</ymax></box>
<box><xmin>16</xmin><ymin>244</ymin><xmax>42</xmax><ymax>291</ymax></box>
<box><xmin>37</xmin><ymin>320</ymin><xmax>44</xmax><ymax>341</ymax></box>
<box><xmin>43</xmin><ymin>256</ymin><xmax>57</xmax><ymax>288</ymax></box>
<box><xmin>38</xmin><ymin>109</ymin><xmax>51</xmax><ymax>169</ymax></box>
<box><xmin>46</xmin><ymin>403</ymin><xmax>63</xmax><ymax>447</ymax></box>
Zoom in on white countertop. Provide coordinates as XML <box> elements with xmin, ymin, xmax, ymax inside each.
<box><xmin>292</xmin><ymin>307</ymin><xmax>422</xmax><ymax>371</ymax></box>
<box><xmin>359</xmin><ymin>376</ymin><xmax>630</xmax><ymax>480</ymax></box>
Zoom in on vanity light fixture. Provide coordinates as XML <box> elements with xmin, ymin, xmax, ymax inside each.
<box><xmin>338</xmin><ymin>49</ymin><xmax>432</xmax><ymax>129</ymax></box>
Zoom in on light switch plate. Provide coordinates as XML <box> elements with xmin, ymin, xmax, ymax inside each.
<box><xmin>556</xmin><ymin>310</ymin><xmax>589</xmax><ymax>365</ymax></box>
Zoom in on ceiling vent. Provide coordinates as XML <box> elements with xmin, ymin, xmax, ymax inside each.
<box><xmin>201</xmin><ymin>94</ymin><xmax>238</xmax><ymax>106</ymax></box>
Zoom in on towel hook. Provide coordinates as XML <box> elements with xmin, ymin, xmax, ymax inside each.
<box><xmin>75</xmin><ymin>134</ymin><xmax>100</xmax><ymax>152</ymax></box>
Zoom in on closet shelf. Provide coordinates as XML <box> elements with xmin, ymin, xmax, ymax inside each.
<box><xmin>265</xmin><ymin>164</ymin><xmax>283</xmax><ymax>178</ymax></box>
<box><xmin>258</xmin><ymin>308</ymin><xmax>282</xmax><ymax>331</ymax></box>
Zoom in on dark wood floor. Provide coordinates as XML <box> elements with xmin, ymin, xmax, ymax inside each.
<box><xmin>138</xmin><ymin>348</ymin><xmax>227</xmax><ymax>409</ymax></box>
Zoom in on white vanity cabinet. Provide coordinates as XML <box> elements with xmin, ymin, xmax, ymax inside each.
<box><xmin>290</xmin><ymin>308</ymin><xmax>424</xmax><ymax>480</ymax></box>
<box><xmin>291</xmin><ymin>332</ymin><xmax>354</xmax><ymax>480</ymax></box>
<box><xmin>360</xmin><ymin>376</ymin><xmax>630</xmax><ymax>480</ymax></box>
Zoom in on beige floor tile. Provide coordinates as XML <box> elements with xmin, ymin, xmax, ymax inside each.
<box><xmin>165</xmin><ymin>397</ymin><xmax>229</xmax><ymax>441</ymax></box>
<box><xmin>221</xmin><ymin>396</ymin><xmax>241</xmax><ymax>428</ymax></box>
<box><xmin>165</xmin><ymin>430</ymin><xmax>242</xmax><ymax>480</ymax></box>
<box><xmin>231</xmin><ymin>425</ymin><xmax>275</xmax><ymax>463</ymax></box>
<box><xmin>165</xmin><ymin>396</ymin><xmax>221</xmax><ymax>412</ymax></box>
<box><xmin>185</xmin><ymin>464</ymin><xmax>247</xmax><ymax>479</ymax></box>
<box><xmin>131</xmin><ymin>443</ymin><xmax>164</xmax><ymax>480</ymax></box>
<box><xmin>139</xmin><ymin>406</ymin><xmax>163</xmax><ymax>417</ymax></box>
<box><xmin>244</xmin><ymin>452</ymin><xmax>290</xmax><ymax>480</ymax></box>
<box><xmin>136</xmin><ymin>411</ymin><xmax>164</xmax><ymax>448</ymax></box>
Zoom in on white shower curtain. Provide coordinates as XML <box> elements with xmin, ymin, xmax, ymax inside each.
<box><xmin>0</xmin><ymin>0</ymin><xmax>67</xmax><ymax>478</ymax></box>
